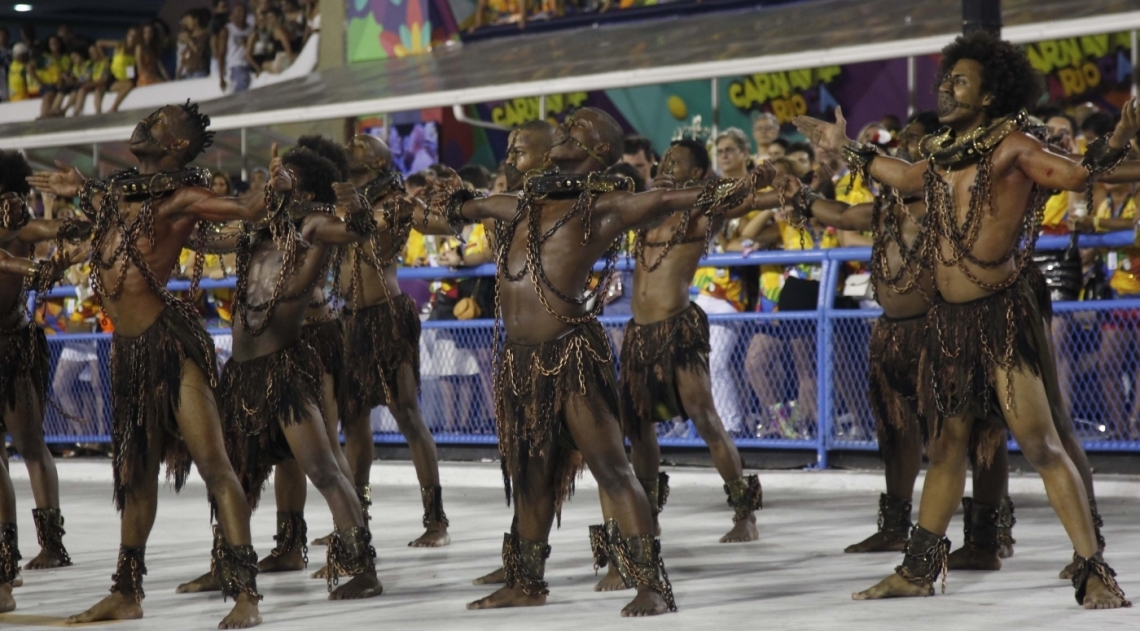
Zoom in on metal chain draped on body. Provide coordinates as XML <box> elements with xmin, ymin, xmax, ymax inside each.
<box><xmin>82</xmin><ymin>168</ymin><xmax>215</xmax><ymax>384</ymax></box>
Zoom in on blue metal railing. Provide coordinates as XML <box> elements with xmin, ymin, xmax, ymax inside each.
<box><xmin>27</xmin><ymin>230</ymin><xmax>1140</xmax><ymax>467</ymax></box>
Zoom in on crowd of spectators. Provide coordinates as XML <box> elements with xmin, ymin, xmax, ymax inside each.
<box><xmin>466</xmin><ymin>0</ymin><xmax>690</xmax><ymax>31</ymax></box>
<box><xmin>0</xmin><ymin>1</ymin><xmax>319</xmax><ymax>116</ymax></box>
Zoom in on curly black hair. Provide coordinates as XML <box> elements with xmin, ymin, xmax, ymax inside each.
<box><xmin>0</xmin><ymin>150</ymin><xmax>32</xmax><ymax>195</ymax></box>
<box><xmin>297</xmin><ymin>134</ymin><xmax>349</xmax><ymax>181</ymax></box>
<box><xmin>939</xmin><ymin>32</ymin><xmax>1042</xmax><ymax>119</ymax></box>
<box><xmin>668</xmin><ymin>138</ymin><xmax>710</xmax><ymax>178</ymax></box>
<box><xmin>176</xmin><ymin>99</ymin><xmax>215</xmax><ymax>161</ymax></box>
<box><xmin>282</xmin><ymin>146</ymin><xmax>339</xmax><ymax>204</ymax></box>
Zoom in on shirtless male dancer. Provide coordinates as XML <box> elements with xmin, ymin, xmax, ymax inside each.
<box><xmin>0</xmin><ymin>152</ymin><xmax>86</xmax><ymax>566</ymax></box>
<box><xmin>796</xmin><ymin>31</ymin><xmax>1133</xmax><ymax>608</ymax></box>
<box><xmin>421</xmin><ymin>107</ymin><xmax>768</xmax><ymax>616</ymax></box>
<box><xmin>0</xmin><ymin>153</ymin><xmax>90</xmax><ymax>612</ymax></box>
<box><xmin>177</xmin><ymin>145</ymin><xmax>382</xmax><ymax>599</ymax></box>
<box><xmin>325</xmin><ymin>133</ymin><xmax>450</xmax><ymax>549</ymax></box>
<box><xmin>251</xmin><ymin>135</ymin><xmax>357</xmax><ymax>574</ymax></box>
<box><xmin>29</xmin><ymin>102</ymin><xmax>270</xmax><ymax>628</ymax></box>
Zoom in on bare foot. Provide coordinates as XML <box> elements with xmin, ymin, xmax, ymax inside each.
<box><xmin>311</xmin><ymin>532</ymin><xmax>332</xmax><ymax>546</ymax></box>
<box><xmin>65</xmin><ymin>592</ymin><xmax>144</xmax><ymax>623</ymax></box>
<box><xmin>947</xmin><ymin>545</ymin><xmax>1001</xmax><ymax>571</ymax></box>
<box><xmin>467</xmin><ymin>584</ymin><xmax>546</xmax><ymax>610</ymax></box>
<box><xmin>719</xmin><ymin>515</ymin><xmax>759</xmax><ymax>543</ymax></box>
<box><xmin>408</xmin><ymin>527</ymin><xmax>450</xmax><ymax>548</ymax></box>
<box><xmin>0</xmin><ymin>584</ymin><xmax>13</xmax><ymax>613</ymax></box>
<box><xmin>594</xmin><ymin>564</ymin><xmax>628</xmax><ymax>592</ymax></box>
<box><xmin>310</xmin><ymin>564</ymin><xmax>328</xmax><ymax>580</ymax></box>
<box><xmin>621</xmin><ymin>587</ymin><xmax>670</xmax><ymax>617</ymax></box>
<box><xmin>845</xmin><ymin>530</ymin><xmax>907</xmax><ymax>553</ymax></box>
<box><xmin>329</xmin><ymin>571</ymin><xmax>383</xmax><ymax>600</ymax></box>
<box><xmin>999</xmin><ymin>543</ymin><xmax>1014</xmax><ymax>559</ymax></box>
<box><xmin>1083</xmin><ymin>575</ymin><xmax>1132</xmax><ymax>610</ymax></box>
<box><xmin>24</xmin><ymin>548</ymin><xmax>72</xmax><ymax>570</ymax></box>
<box><xmin>176</xmin><ymin>571</ymin><xmax>221</xmax><ymax>593</ymax></box>
<box><xmin>1060</xmin><ymin>554</ymin><xmax>1079</xmax><ymax>580</ymax></box>
<box><xmin>472</xmin><ymin>567</ymin><xmax>506</xmax><ymax>585</ymax></box>
<box><xmin>258</xmin><ymin>548</ymin><xmax>305</xmax><ymax>573</ymax></box>
<box><xmin>219</xmin><ymin>593</ymin><xmax>261</xmax><ymax>629</ymax></box>
<box><xmin>11</xmin><ymin>573</ymin><xmax>21</xmax><ymax>588</ymax></box>
<box><xmin>852</xmin><ymin>573</ymin><xmax>933</xmax><ymax>600</ymax></box>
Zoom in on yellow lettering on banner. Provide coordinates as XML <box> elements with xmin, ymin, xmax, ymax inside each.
<box><xmin>1027</xmin><ymin>44</ymin><xmax>1051</xmax><ymax>74</ymax></box>
<box><xmin>728</xmin><ymin>80</ymin><xmax>748</xmax><ymax>109</ymax></box>
<box><xmin>1057</xmin><ymin>67</ymin><xmax>1085</xmax><ymax>95</ymax></box>
<box><xmin>754</xmin><ymin>74</ymin><xmax>773</xmax><ymax>103</ymax></box>
<box><xmin>815</xmin><ymin>66</ymin><xmax>842</xmax><ymax>83</ymax></box>
<box><xmin>789</xmin><ymin>68</ymin><xmax>812</xmax><ymax>91</ymax></box>
<box><xmin>1039</xmin><ymin>41</ymin><xmax>1064</xmax><ymax>72</ymax></box>
<box><xmin>771</xmin><ymin>99</ymin><xmax>793</xmax><ymax>122</ymax></box>
<box><xmin>490</xmin><ymin>93</ymin><xmax>591</xmax><ymax>127</ymax></box>
<box><xmin>1080</xmin><ymin>34</ymin><xmax>1109</xmax><ymax>59</ymax></box>
<box><xmin>1082</xmin><ymin>62</ymin><xmax>1102</xmax><ymax>89</ymax></box>
<box><xmin>1058</xmin><ymin>38</ymin><xmax>1082</xmax><ymax>68</ymax></box>
<box><xmin>769</xmin><ymin>72</ymin><xmax>791</xmax><ymax>100</ymax></box>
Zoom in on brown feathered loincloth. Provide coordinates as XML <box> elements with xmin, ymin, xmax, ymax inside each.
<box><xmin>109</xmin><ymin>308</ymin><xmax>215</xmax><ymax>513</ymax></box>
<box><xmin>496</xmin><ymin>320</ymin><xmax>618</xmax><ymax>519</ymax></box>
<box><xmin>0</xmin><ymin>322</ymin><xmax>48</xmax><ymax>427</ymax></box>
<box><xmin>338</xmin><ymin>294</ymin><xmax>421</xmax><ymax>425</ymax></box>
<box><xmin>918</xmin><ymin>273</ymin><xmax>1065</xmax><ymax>465</ymax></box>
<box><xmin>619</xmin><ymin>302</ymin><xmax>710</xmax><ymax>437</ymax></box>
<box><xmin>301</xmin><ymin>318</ymin><xmax>345</xmax><ymax>393</ymax></box>
<box><xmin>219</xmin><ymin>341</ymin><xmax>324</xmax><ymax>510</ymax></box>
<box><xmin>867</xmin><ymin>313</ymin><xmax>925</xmax><ymax>460</ymax></box>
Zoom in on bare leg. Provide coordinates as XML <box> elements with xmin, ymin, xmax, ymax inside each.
<box><xmin>281</xmin><ymin>402</ymin><xmax>381</xmax><ymax>600</ymax></box>
<box><xmin>389</xmin><ymin>363</ymin><xmax>449</xmax><ymax>547</ymax></box>
<box><xmin>675</xmin><ymin>365</ymin><xmax>756</xmax><ymax>543</ymax></box>
<box><xmin>996</xmin><ymin>366</ymin><xmax>1125</xmax><ymax>609</ymax></box>
<box><xmin>6</xmin><ymin>390</ymin><xmax>68</xmax><ymax>569</ymax></box>
<box><xmin>593</xmin><ymin>487</ymin><xmax>628</xmax><ymax>592</ymax></box>
<box><xmin>567</xmin><ymin>395</ymin><xmax>670</xmax><ymax>617</ymax></box>
<box><xmin>108</xmin><ymin>81</ymin><xmax>133</xmax><ymax>113</ymax></box>
<box><xmin>0</xmin><ymin>403</ymin><xmax>17</xmax><ymax>612</ymax></box>
<box><xmin>853</xmin><ymin>414</ymin><xmax>974</xmax><ymax>600</ymax></box>
<box><xmin>845</xmin><ymin>407</ymin><xmax>923</xmax><ymax>553</ymax></box>
<box><xmin>791</xmin><ymin>337</ymin><xmax>817</xmax><ymax>432</ymax></box>
<box><xmin>468</xmin><ymin>451</ymin><xmax>555</xmax><ymax>610</ymax></box>
<box><xmin>948</xmin><ymin>441</ymin><xmax>1009</xmax><ymax>571</ymax></box>
<box><xmin>93</xmin><ymin>84</ymin><xmax>107</xmax><ymax>115</ymax></box>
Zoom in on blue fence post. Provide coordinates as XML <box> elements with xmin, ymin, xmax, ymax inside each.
<box><xmin>815</xmin><ymin>259</ymin><xmax>836</xmax><ymax>468</ymax></box>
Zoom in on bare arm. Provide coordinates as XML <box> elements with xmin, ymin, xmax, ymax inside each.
<box><xmin>15</xmin><ymin>218</ymin><xmax>93</xmax><ymax>244</ymax></box>
<box><xmin>0</xmin><ymin>248</ymin><xmax>37</xmax><ymax>277</ymax></box>
<box><xmin>724</xmin><ymin>188</ymin><xmax>789</xmax><ymax>220</ymax></box>
<box><xmin>303</xmin><ymin>212</ymin><xmax>370</xmax><ymax>246</ymax></box>
<box><xmin>245</xmin><ymin>33</ymin><xmax>260</xmax><ymax>73</ymax></box>
<box><xmin>794</xmin><ymin>106</ymin><xmax>926</xmax><ymax>194</ymax></box>
<box><xmin>738</xmin><ymin>210</ymin><xmax>776</xmax><ymax>241</ymax></box>
<box><xmin>811</xmin><ymin>199</ymin><xmax>874</xmax><ymax>232</ymax></box>
<box><xmin>179</xmin><ymin>188</ymin><xmax>267</xmax><ymax>223</ymax></box>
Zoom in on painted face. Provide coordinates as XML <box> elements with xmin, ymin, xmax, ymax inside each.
<box><xmin>937</xmin><ymin>58</ymin><xmax>990</xmax><ymax>124</ymax></box>
<box><xmin>715</xmin><ymin>138</ymin><xmax>746</xmax><ymax>174</ymax></box>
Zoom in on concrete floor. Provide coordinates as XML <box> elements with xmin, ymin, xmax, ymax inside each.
<box><xmin>3</xmin><ymin>461</ymin><xmax>1140</xmax><ymax>630</ymax></box>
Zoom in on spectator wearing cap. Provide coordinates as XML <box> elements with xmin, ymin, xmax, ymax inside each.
<box><xmin>7</xmin><ymin>42</ymin><xmax>38</xmax><ymax>102</ymax></box>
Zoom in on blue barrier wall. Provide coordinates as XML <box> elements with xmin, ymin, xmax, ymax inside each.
<box><xmin>30</xmin><ymin>231</ymin><xmax>1140</xmax><ymax>466</ymax></box>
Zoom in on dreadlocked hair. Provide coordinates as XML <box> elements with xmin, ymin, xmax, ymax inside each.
<box><xmin>0</xmin><ymin>150</ymin><xmax>32</xmax><ymax>195</ymax></box>
<box><xmin>282</xmin><ymin>147</ymin><xmax>339</xmax><ymax>204</ymax></box>
<box><xmin>178</xmin><ymin>100</ymin><xmax>215</xmax><ymax>161</ymax></box>
<box><xmin>939</xmin><ymin>32</ymin><xmax>1042</xmax><ymax>119</ymax></box>
<box><xmin>298</xmin><ymin>135</ymin><xmax>350</xmax><ymax>182</ymax></box>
